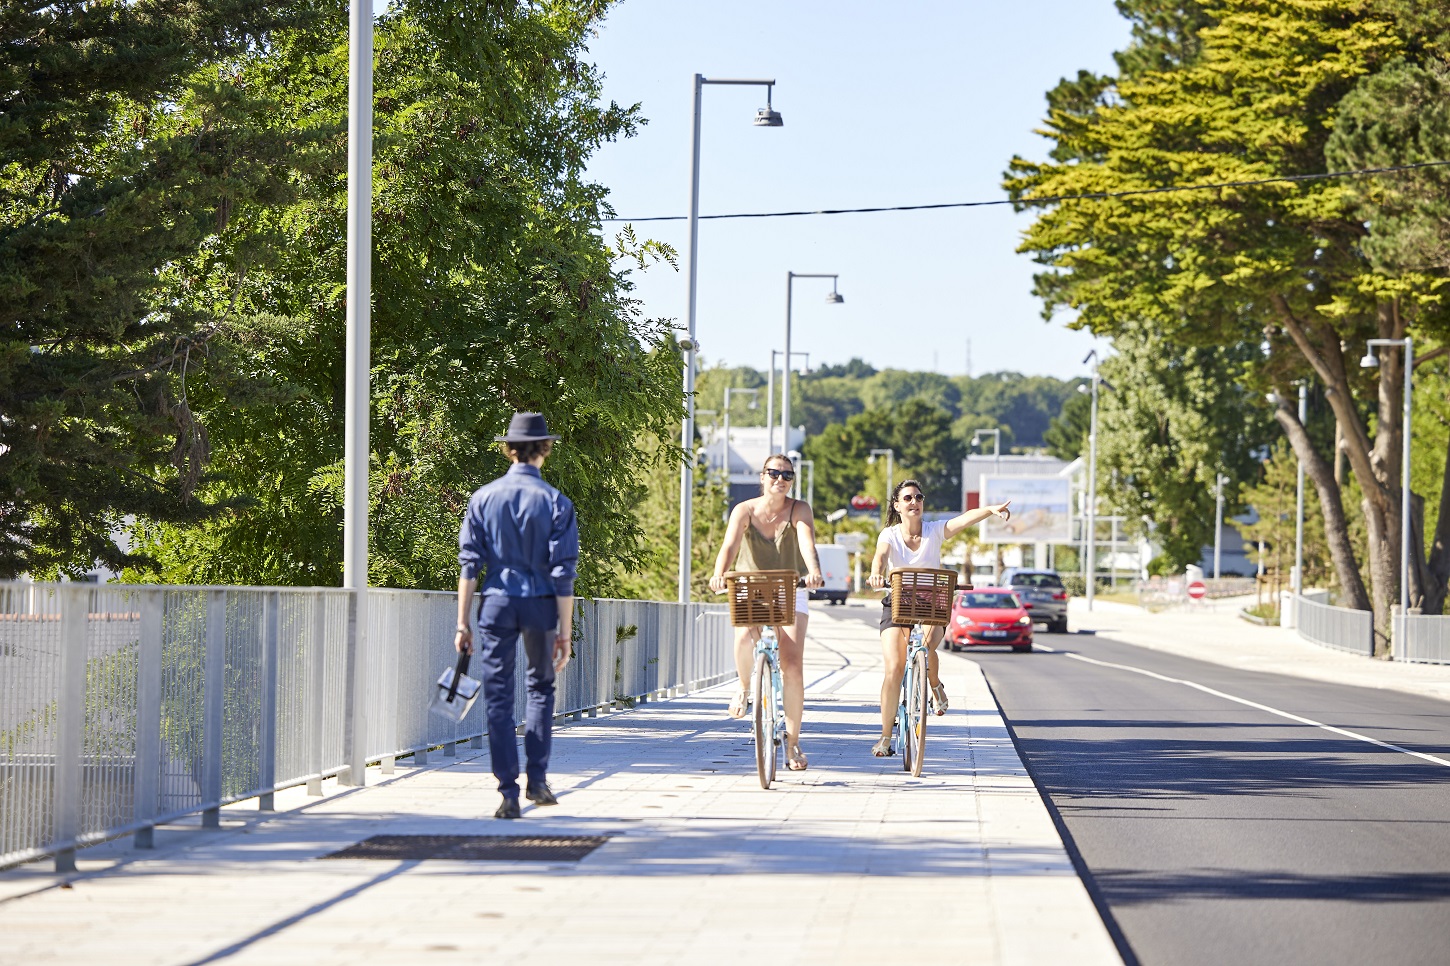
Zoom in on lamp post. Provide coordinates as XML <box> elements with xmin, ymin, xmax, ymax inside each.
<box><xmin>869</xmin><ymin>448</ymin><xmax>895</xmax><ymax>506</ymax></box>
<box><xmin>766</xmin><ymin>350</ymin><xmax>809</xmax><ymax>455</ymax></box>
<box><xmin>722</xmin><ymin>387</ymin><xmax>759</xmax><ymax>482</ymax></box>
<box><xmin>1078</xmin><ymin>352</ymin><xmax>1105</xmax><ymax>610</ymax></box>
<box><xmin>1362</xmin><ymin>337</ymin><xmax>1415</xmax><ymax>619</ymax></box>
<box><xmin>798</xmin><ymin>459</ymin><xmax>815</xmax><ymax>505</ymax></box>
<box><xmin>678</xmin><ymin>75</ymin><xmax>782</xmax><ymax>604</ymax></box>
<box><xmin>780</xmin><ymin>273</ymin><xmax>843</xmax><ymax>458</ymax></box>
<box><xmin>1213</xmin><ymin>472</ymin><xmax>1229</xmax><ymax>579</ymax></box>
<box><xmin>341</xmin><ymin>0</ymin><xmax>373</xmax><ymax>788</ymax></box>
<box><xmin>1295</xmin><ymin>383</ymin><xmax>1307</xmax><ymax>606</ymax></box>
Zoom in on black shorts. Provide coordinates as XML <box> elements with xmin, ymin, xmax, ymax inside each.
<box><xmin>879</xmin><ymin>594</ymin><xmax>912</xmax><ymax>631</ymax></box>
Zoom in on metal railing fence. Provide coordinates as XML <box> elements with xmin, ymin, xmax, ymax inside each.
<box><xmin>1294</xmin><ymin>595</ymin><xmax>1374</xmax><ymax>656</ymax></box>
<box><xmin>1395</xmin><ymin>613</ymin><xmax>1450</xmax><ymax>665</ymax></box>
<box><xmin>0</xmin><ymin>583</ymin><xmax>731</xmax><ymax>871</ymax></box>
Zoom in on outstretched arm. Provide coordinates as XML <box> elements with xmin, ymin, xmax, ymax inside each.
<box><xmin>943</xmin><ymin>501</ymin><xmax>1012</xmax><ymax>541</ymax></box>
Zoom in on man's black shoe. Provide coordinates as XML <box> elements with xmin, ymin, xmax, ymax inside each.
<box><xmin>494</xmin><ymin>796</ymin><xmax>521</xmax><ymax>820</ymax></box>
<box><xmin>525</xmin><ymin>782</ymin><xmax>558</xmax><ymax>806</ymax></box>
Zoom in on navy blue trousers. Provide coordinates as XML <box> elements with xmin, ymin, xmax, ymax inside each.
<box><xmin>475</xmin><ymin>595</ymin><xmax>557</xmax><ymax>798</ymax></box>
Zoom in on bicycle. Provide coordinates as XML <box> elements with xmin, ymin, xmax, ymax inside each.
<box><xmin>722</xmin><ymin>570</ymin><xmax>801</xmax><ymax>789</ymax></box>
<box><xmin>888</xmin><ymin>567</ymin><xmax>964</xmax><ymax>777</ymax></box>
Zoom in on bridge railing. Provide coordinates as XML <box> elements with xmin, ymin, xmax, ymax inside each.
<box><xmin>1394</xmin><ymin>613</ymin><xmax>1450</xmax><ymax>665</ymax></box>
<box><xmin>1293</xmin><ymin>595</ymin><xmax>1374</xmax><ymax>657</ymax></box>
<box><xmin>0</xmin><ymin>582</ymin><xmax>731</xmax><ymax>872</ymax></box>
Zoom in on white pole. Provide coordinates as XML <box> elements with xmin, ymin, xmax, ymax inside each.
<box><xmin>1400</xmin><ymin>338</ymin><xmax>1414</xmax><ymax>616</ymax></box>
<box><xmin>1086</xmin><ymin>373</ymin><xmax>1098</xmax><ymax>610</ymax></box>
<box><xmin>341</xmin><ymin>0</ymin><xmax>373</xmax><ymax>788</ymax></box>
<box><xmin>782</xmin><ymin>273</ymin><xmax>794</xmax><ymax>457</ymax></box>
<box><xmin>1213</xmin><ymin>474</ymin><xmax>1224</xmax><ymax>579</ymax></box>
<box><xmin>722</xmin><ymin>388</ymin><xmax>731</xmax><ymax>482</ymax></box>
<box><xmin>677</xmin><ymin>74</ymin><xmax>703</xmax><ymax>604</ymax></box>
<box><xmin>1294</xmin><ymin>383</ymin><xmax>1306</xmax><ymax>607</ymax></box>
<box><xmin>765</xmin><ymin>358</ymin><xmax>776</xmax><ymax>456</ymax></box>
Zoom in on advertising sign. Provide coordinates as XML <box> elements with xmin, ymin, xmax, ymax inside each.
<box><xmin>979</xmin><ymin>475</ymin><xmax>1072</xmax><ymax>543</ymax></box>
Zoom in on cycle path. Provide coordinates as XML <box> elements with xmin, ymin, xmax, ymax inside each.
<box><xmin>0</xmin><ymin>605</ymin><xmax>1119</xmax><ymax>966</ymax></box>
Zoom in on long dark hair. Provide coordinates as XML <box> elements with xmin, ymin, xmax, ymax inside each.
<box><xmin>886</xmin><ymin>478</ymin><xmax>924</xmax><ymax>526</ymax></box>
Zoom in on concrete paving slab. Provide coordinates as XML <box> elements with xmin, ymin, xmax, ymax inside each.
<box><xmin>0</xmin><ymin>604</ymin><xmax>1118</xmax><ymax>966</ymax></box>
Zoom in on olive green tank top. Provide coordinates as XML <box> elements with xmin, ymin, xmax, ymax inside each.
<box><xmin>734</xmin><ymin>500</ymin><xmax>808</xmax><ymax>575</ymax></box>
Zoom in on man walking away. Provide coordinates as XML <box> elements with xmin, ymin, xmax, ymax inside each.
<box><xmin>455</xmin><ymin>412</ymin><xmax>578</xmax><ymax>819</ymax></box>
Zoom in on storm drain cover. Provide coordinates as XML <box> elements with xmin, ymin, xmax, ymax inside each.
<box><xmin>324</xmin><ymin>835</ymin><xmax>609</xmax><ymax>862</ymax></box>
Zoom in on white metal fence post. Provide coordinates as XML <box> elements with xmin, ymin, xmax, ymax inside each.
<box><xmin>258</xmin><ymin>591</ymin><xmax>280</xmax><ymax>810</ymax></box>
<box><xmin>202</xmin><ymin>590</ymin><xmax>226</xmax><ymax>828</ymax></box>
<box><xmin>339</xmin><ymin>588</ymin><xmax>368</xmax><ymax>786</ymax></box>
<box><xmin>307</xmin><ymin>593</ymin><xmax>327</xmax><ymax>795</ymax></box>
<box><xmin>133</xmin><ymin>589</ymin><xmax>163</xmax><ymax>848</ymax></box>
<box><xmin>53</xmin><ymin>585</ymin><xmax>88</xmax><ymax>873</ymax></box>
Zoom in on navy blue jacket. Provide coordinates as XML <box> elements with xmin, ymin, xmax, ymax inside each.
<box><xmin>458</xmin><ymin>463</ymin><xmax>579</xmax><ymax>597</ymax></box>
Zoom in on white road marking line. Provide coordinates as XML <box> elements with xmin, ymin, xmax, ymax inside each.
<box><xmin>1033</xmin><ymin>644</ymin><xmax>1450</xmax><ymax>770</ymax></box>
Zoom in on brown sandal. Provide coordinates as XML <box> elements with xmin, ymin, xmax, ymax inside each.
<box><xmin>787</xmin><ymin>743</ymin><xmax>809</xmax><ymax>771</ymax></box>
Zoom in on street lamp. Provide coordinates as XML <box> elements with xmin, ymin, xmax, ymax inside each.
<box><xmin>767</xmin><ymin>350</ymin><xmax>809</xmax><ymax>455</ymax></box>
<box><xmin>780</xmin><ymin>273</ymin><xmax>843</xmax><ymax>459</ymax></box>
<box><xmin>1363</xmin><ymin>337</ymin><xmax>1415</xmax><ymax>619</ymax></box>
<box><xmin>340</xmin><ymin>0</ymin><xmax>374</xmax><ymax>789</ymax></box>
<box><xmin>678</xmin><ymin>75</ymin><xmax>782</xmax><ymax>604</ymax></box>
<box><xmin>1078</xmin><ymin>351</ymin><xmax>1113</xmax><ymax>610</ymax></box>
<box><xmin>868</xmin><ymin>448</ymin><xmax>895</xmax><ymax>506</ymax></box>
<box><xmin>1268</xmin><ymin>384</ymin><xmax>1310</xmax><ymax>626</ymax></box>
<box><xmin>1213</xmin><ymin>472</ymin><xmax>1229</xmax><ymax>579</ymax></box>
<box><xmin>797</xmin><ymin>458</ymin><xmax>816</xmax><ymax>505</ymax></box>
<box><xmin>722</xmin><ymin>387</ymin><xmax>759</xmax><ymax>482</ymax></box>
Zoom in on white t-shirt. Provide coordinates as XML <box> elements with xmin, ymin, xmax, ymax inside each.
<box><xmin>881</xmin><ymin>520</ymin><xmax>947</xmax><ymax>571</ymax></box>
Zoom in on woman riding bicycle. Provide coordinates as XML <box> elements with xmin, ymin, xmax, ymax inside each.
<box><xmin>867</xmin><ymin>479</ymin><xmax>1010</xmax><ymax>757</ymax></box>
<box><xmin>709</xmin><ymin>453</ymin><xmax>824</xmax><ymax>772</ymax></box>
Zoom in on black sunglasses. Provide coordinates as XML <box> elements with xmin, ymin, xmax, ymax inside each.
<box><xmin>763</xmin><ymin>467</ymin><xmax>796</xmax><ymax>482</ymax></box>
<box><xmin>898</xmin><ymin>492</ymin><xmax>925</xmax><ymax>503</ymax></box>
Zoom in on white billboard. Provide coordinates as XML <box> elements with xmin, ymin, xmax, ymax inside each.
<box><xmin>980</xmin><ymin>475</ymin><xmax>1072</xmax><ymax>543</ymax></box>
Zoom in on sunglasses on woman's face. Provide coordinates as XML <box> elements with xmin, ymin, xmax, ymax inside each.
<box><xmin>898</xmin><ymin>493</ymin><xmax>925</xmax><ymax>504</ymax></box>
<box><xmin>763</xmin><ymin>467</ymin><xmax>796</xmax><ymax>481</ymax></box>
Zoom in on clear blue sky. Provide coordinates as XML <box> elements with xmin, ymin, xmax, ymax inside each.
<box><xmin>583</xmin><ymin>1</ymin><xmax>1132</xmax><ymax>380</ymax></box>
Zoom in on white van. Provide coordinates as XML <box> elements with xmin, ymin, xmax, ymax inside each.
<box><xmin>811</xmin><ymin>544</ymin><xmax>851</xmax><ymax>605</ymax></box>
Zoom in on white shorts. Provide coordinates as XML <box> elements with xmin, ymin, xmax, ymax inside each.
<box><xmin>795</xmin><ymin>588</ymin><xmax>809</xmax><ymax>615</ymax></box>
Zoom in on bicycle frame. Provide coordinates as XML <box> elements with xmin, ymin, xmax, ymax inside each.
<box><xmin>753</xmin><ymin>626</ymin><xmax>787</xmax><ymax>788</ymax></box>
<box><xmin>893</xmin><ymin>622</ymin><xmax>932</xmax><ymax>776</ymax></box>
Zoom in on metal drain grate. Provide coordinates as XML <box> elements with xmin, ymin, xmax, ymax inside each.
<box><xmin>323</xmin><ymin>835</ymin><xmax>609</xmax><ymax>862</ymax></box>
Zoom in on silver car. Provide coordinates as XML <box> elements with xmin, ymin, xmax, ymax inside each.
<box><xmin>1000</xmin><ymin>568</ymin><xmax>1069</xmax><ymax>633</ymax></box>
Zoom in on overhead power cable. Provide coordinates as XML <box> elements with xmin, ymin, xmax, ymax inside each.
<box><xmin>602</xmin><ymin>158</ymin><xmax>1450</xmax><ymax>223</ymax></box>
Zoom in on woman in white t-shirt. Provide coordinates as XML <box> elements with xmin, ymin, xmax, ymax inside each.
<box><xmin>867</xmin><ymin>479</ymin><xmax>1010</xmax><ymax>757</ymax></box>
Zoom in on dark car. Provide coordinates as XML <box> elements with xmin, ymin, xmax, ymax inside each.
<box><xmin>1000</xmin><ymin>568</ymin><xmax>1069</xmax><ymax>634</ymax></box>
<box><xmin>945</xmin><ymin>587</ymin><xmax>1033</xmax><ymax>653</ymax></box>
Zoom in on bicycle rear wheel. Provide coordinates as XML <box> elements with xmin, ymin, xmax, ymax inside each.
<box><xmin>907</xmin><ymin>649</ymin><xmax>930</xmax><ymax>777</ymax></box>
<box><xmin>753</xmin><ymin>652</ymin><xmax>776</xmax><ymax>789</ymax></box>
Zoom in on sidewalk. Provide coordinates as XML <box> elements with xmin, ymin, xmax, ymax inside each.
<box><xmin>1069</xmin><ymin>598</ymin><xmax>1450</xmax><ymax>704</ymax></box>
<box><xmin>0</xmin><ymin>606</ymin><xmax>1119</xmax><ymax>966</ymax></box>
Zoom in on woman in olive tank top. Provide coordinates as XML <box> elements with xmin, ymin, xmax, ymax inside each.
<box><xmin>710</xmin><ymin>454</ymin><xmax>824</xmax><ymax>771</ymax></box>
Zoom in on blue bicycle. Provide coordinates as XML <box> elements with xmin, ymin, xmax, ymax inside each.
<box><xmin>724</xmin><ymin>570</ymin><xmax>801</xmax><ymax>789</ymax></box>
<box><xmin>889</xmin><ymin>568</ymin><xmax>964</xmax><ymax>777</ymax></box>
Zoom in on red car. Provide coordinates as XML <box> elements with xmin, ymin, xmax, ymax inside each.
<box><xmin>945</xmin><ymin>587</ymin><xmax>1033</xmax><ymax>653</ymax></box>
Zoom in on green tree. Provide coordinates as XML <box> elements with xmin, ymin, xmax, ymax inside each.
<box><xmin>1008</xmin><ymin>0</ymin><xmax>1450</xmax><ymax>637</ymax></box>
<box><xmin>130</xmin><ymin>1</ymin><xmax>682</xmax><ymax>597</ymax></box>
<box><xmin>0</xmin><ymin>0</ymin><xmax>302</xmax><ymax>577</ymax></box>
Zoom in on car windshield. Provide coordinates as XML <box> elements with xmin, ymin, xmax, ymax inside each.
<box><xmin>959</xmin><ymin>593</ymin><xmax>1019</xmax><ymax>609</ymax></box>
<box><xmin>1009</xmin><ymin>573</ymin><xmax>1063</xmax><ymax>589</ymax></box>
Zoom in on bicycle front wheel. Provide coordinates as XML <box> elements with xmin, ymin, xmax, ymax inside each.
<box><xmin>753</xmin><ymin>652</ymin><xmax>776</xmax><ymax>789</ymax></box>
<box><xmin>907</xmin><ymin>649</ymin><xmax>930</xmax><ymax>777</ymax></box>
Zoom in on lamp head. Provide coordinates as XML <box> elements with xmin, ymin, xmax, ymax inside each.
<box><xmin>754</xmin><ymin>85</ymin><xmax>783</xmax><ymax>127</ymax></box>
<box><xmin>825</xmin><ymin>290</ymin><xmax>844</xmax><ymax>305</ymax></box>
<box><xmin>1265</xmin><ymin>392</ymin><xmax>1280</xmax><ymax>405</ymax></box>
<box><xmin>1360</xmin><ymin>350</ymin><xmax>1380</xmax><ymax>369</ymax></box>
<box><xmin>867</xmin><ymin>454</ymin><xmax>876</xmax><ymax>465</ymax></box>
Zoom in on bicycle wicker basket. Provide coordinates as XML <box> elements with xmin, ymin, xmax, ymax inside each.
<box><xmin>889</xmin><ymin>567</ymin><xmax>960</xmax><ymax>627</ymax></box>
<box><xmin>725</xmin><ymin>570</ymin><xmax>798</xmax><ymax>627</ymax></box>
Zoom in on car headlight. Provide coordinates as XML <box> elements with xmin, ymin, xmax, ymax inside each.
<box><xmin>1015</xmin><ymin>615</ymin><xmax>1031</xmax><ymax>626</ymax></box>
<box><xmin>956</xmin><ymin>615</ymin><xmax>971</xmax><ymax>626</ymax></box>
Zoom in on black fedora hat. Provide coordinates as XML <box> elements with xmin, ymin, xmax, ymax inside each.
<box><xmin>494</xmin><ymin>412</ymin><xmax>561</xmax><ymax>443</ymax></box>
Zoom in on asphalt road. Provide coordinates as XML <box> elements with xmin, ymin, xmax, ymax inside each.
<box><xmin>830</xmin><ymin>605</ymin><xmax>1450</xmax><ymax>966</ymax></box>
